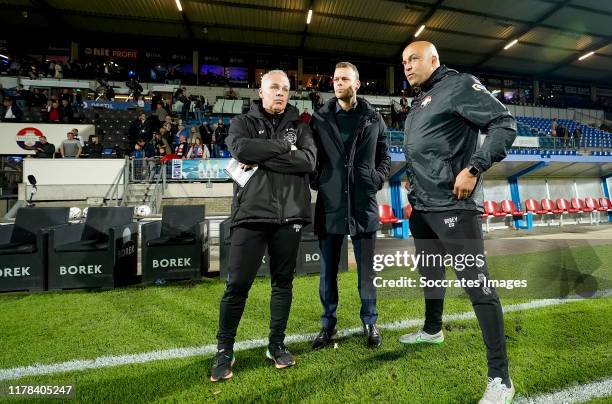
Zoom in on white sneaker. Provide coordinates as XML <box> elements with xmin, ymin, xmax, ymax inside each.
<box><xmin>479</xmin><ymin>377</ymin><xmax>515</xmax><ymax>404</ymax></box>
<box><xmin>398</xmin><ymin>329</ymin><xmax>444</xmax><ymax>345</ymax></box>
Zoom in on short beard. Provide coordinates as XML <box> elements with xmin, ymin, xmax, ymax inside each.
<box><xmin>337</xmin><ymin>87</ymin><xmax>355</xmax><ymax>103</ymax></box>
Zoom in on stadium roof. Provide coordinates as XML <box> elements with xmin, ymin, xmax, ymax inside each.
<box><xmin>1</xmin><ymin>0</ymin><xmax>611</xmax><ymax>83</ymax></box>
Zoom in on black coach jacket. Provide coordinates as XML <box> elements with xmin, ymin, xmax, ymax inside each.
<box><xmin>226</xmin><ymin>101</ymin><xmax>316</xmax><ymax>228</ymax></box>
<box><xmin>311</xmin><ymin>97</ymin><xmax>391</xmax><ymax>236</ymax></box>
<box><xmin>403</xmin><ymin>65</ymin><xmax>517</xmax><ymax>212</ymax></box>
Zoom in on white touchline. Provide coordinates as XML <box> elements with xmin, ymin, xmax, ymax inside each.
<box><xmin>0</xmin><ymin>290</ymin><xmax>610</xmax><ymax>382</ymax></box>
<box><xmin>514</xmin><ymin>377</ymin><xmax>612</xmax><ymax>403</ymax></box>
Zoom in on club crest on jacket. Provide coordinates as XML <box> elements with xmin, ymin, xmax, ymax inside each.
<box><xmin>284</xmin><ymin>128</ymin><xmax>297</xmax><ymax>144</ymax></box>
<box><xmin>421</xmin><ymin>96</ymin><xmax>432</xmax><ymax>108</ymax></box>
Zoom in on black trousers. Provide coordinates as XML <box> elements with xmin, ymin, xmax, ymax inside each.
<box><xmin>409</xmin><ymin>209</ymin><xmax>509</xmax><ymax>380</ymax></box>
<box><xmin>216</xmin><ymin>222</ymin><xmax>302</xmax><ymax>349</ymax></box>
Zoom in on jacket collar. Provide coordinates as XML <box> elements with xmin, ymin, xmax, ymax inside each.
<box><xmin>335</xmin><ymin>99</ymin><xmax>358</xmax><ymax>113</ymax></box>
<box><xmin>317</xmin><ymin>96</ymin><xmax>377</xmax><ymax>121</ymax></box>
<box><xmin>247</xmin><ymin>100</ymin><xmax>299</xmax><ymax>122</ymax></box>
<box><xmin>315</xmin><ymin>96</ymin><xmax>378</xmax><ymax>155</ymax></box>
<box><xmin>414</xmin><ymin>65</ymin><xmax>456</xmax><ymax>93</ymax></box>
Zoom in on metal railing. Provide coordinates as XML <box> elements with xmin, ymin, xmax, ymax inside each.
<box><xmin>129</xmin><ymin>157</ymin><xmax>163</xmax><ymax>182</ymax></box>
<box><xmin>120</xmin><ymin>158</ymin><xmax>167</xmax><ymax>213</ymax></box>
<box><xmin>147</xmin><ymin>165</ymin><xmax>165</xmax><ymax>214</ymax></box>
<box><xmin>103</xmin><ymin>158</ymin><xmax>128</xmax><ymax>206</ymax></box>
<box><xmin>387</xmin><ymin>131</ymin><xmax>611</xmax><ymax>153</ymax></box>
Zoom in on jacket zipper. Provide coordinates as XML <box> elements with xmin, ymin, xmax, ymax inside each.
<box><xmin>261</xmin><ymin>117</ymin><xmax>285</xmax><ymax>224</ymax></box>
<box><xmin>346</xmin><ymin>115</ymin><xmax>374</xmax><ymax>232</ymax></box>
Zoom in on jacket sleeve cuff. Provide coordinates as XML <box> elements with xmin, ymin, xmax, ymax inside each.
<box><xmin>468</xmin><ymin>159</ymin><xmax>487</xmax><ymax>174</ymax></box>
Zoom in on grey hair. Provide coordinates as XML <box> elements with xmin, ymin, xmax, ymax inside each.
<box><xmin>261</xmin><ymin>70</ymin><xmax>290</xmax><ymax>89</ymax></box>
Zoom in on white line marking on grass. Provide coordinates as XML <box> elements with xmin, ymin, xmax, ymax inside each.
<box><xmin>515</xmin><ymin>377</ymin><xmax>612</xmax><ymax>403</ymax></box>
<box><xmin>0</xmin><ymin>290</ymin><xmax>610</xmax><ymax>382</ymax></box>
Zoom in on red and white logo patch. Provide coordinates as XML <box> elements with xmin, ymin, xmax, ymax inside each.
<box><xmin>16</xmin><ymin>127</ymin><xmax>44</xmax><ymax>150</ymax></box>
<box><xmin>420</xmin><ymin>95</ymin><xmax>432</xmax><ymax>108</ymax></box>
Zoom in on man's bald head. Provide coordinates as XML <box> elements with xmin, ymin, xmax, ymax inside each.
<box><xmin>402</xmin><ymin>41</ymin><xmax>441</xmax><ymax>88</ymax></box>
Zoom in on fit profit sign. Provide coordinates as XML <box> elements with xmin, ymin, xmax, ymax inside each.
<box><xmin>83</xmin><ymin>48</ymin><xmax>139</xmax><ymax>59</ymax></box>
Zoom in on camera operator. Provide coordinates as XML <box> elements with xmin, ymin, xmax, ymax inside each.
<box><xmin>127</xmin><ymin>78</ymin><xmax>143</xmax><ymax>102</ymax></box>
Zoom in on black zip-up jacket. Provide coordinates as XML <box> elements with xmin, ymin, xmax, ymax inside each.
<box><xmin>226</xmin><ymin>101</ymin><xmax>317</xmax><ymax>228</ymax></box>
<box><xmin>403</xmin><ymin>65</ymin><xmax>517</xmax><ymax>212</ymax></box>
<box><xmin>311</xmin><ymin>97</ymin><xmax>390</xmax><ymax>235</ymax></box>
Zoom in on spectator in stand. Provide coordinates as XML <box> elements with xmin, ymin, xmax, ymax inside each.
<box><xmin>156</xmin><ymin>143</ymin><xmax>169</xmax><ymax>159</ymax></box>
<box><xmin>151</xmin><ymin>92</ymin><xmax>162</xmax><ymax>109</ymax></box>
<box><xmin>199</xmin><ymin>119</ymin><xmax>213</xmax><ymax>154</ymax></box>
<box><xmin>46</xmin><ymin>101</ymin><xmax>59</xmax><ymax>122</ymax></box>
<box><xmin>211</xmin><ymin>117</ymin><xmax>228</xmax><ymax>157</ymax></box>
<box><xmin>59</xmin><ymin>99</ymin><xmax>74</xmax><ymax>123</ymax></box>
<box><xmin>41</xmin><ymin>89</ymin><xmax>49</xmax><ymax>103</ymax></box>
<box><xmin>180</xmin><ymin>92</ymin><xmax>190</xmax><ymax>121</ymax></box>
<box><xmin>29</xmin><ymin>65</ymin><xmax>38</xmax><ymax>79</ymax></box>
<box><xmin>54</xmin><ymin>62</ymin><xmax>63</xmax><ymax>79</ymax></box>
<box><xmin>562</xmin><ymin>125</ymin><xmax>570</xmax><ymax>147</ymax></box>
<box><xmin>71</xmin><ymin>89</ymin><xmax>83</xmax><ymax>111</ymax></box>
<box><xmin>136</xmin><ymin>137</ymin><xmax>156</xmax><ymax>158</ymax></box>
<box><xmin>572</xmin><ymin>125</ymin><xmax>581</xmax><ymax>148</ymax></box>
<box><xmin>46</xmin><ymin>61</ymin><xmax>54</xmax><ymax>77</ymax></box>
<box><xmin>1</xmin><ymin>97</ymin><xmax>23</xmax><ymax>122</ymax></box>
<box><xmin>299</xmin><ymin>108</ymin><xmax>312</xmax><ymax>124</ymax></box>
<box><xmin>87</xmin><ymin>135</ymin><xmax>103</xmax><ymax>158</ymax></box>
<box><xmin>172</xmin><ymin>93</ymin><xmax>184</xmax><ymax>114</ymax></box>
<box><xmin>159</xmin><ymin>127</ymin><xmax>172</xmax><ymax>148</ymax></box>
<box><xmin>163</xmin><ymin>115</ymin><xmax>178</xmax><ymax>134</ymax></box>
<box><xmin>131</xmin><ymin>143</ymin><xmax>144</xmax><ymax>159</ymax></box>
<box><xmin>162</xmin><ymin>98</ymin><xmax>171</xmax><ymax>114</ymax></box>
<box><xmin>129</xmin><ymin>112</ymin><xmax>152</xmax><ymax>143</ymax></box>
<box><xmin>154</xmin><ymin>102</ymin><xmax>168</xmax><ymax>122</ymax></box>
<box><xmin>400</xmin><ymin>94</ymin><xmax>409</xmax><ymax>109</ymax></box>
<box><xmin>210</xmin><ymin>123</ymin><xmax>219</xmax><ymax>157</ymax></box>
<box><xmin>30</xmin><ymin>136</ymin><xmax>56</xmax><ymax>158</ymax></box>
<box><xmin>188</xmin><ymin>95</ymin><xmax>198</xmax><ymax>121</ymax></box>
<box><xmin>31</xmin><ymin>88</ymin><xmax>47</xmax><ymax>107</ymax></box>
<box><xmin>557</xmin><ymin>124</ymin><xmax>567</xmax><ymax>147</ymax></box>
<box><xmin>174</xmin><ymin>134</ymin><xmax>190</xmax><ymax>158</ymax></box>
<box><xmin>9</xmin><ymin>59</ymin><xmax>21</xmax><ymax>75</ymax></box>
<box><xmin>225</xmin><ymin>87</ymin><xmax>238</xmax><ymax>99</ymax></box>
<box><xmin>59</xmin><ymin>88</ymin><xmax>72</xmax><ymax>103</ymax></box>
<box><xmin>399</xmin><ymin>103</ymin><xmax>409</xmax><ymax>130</ymax></box>
<box><xmin>105</xmin><ymin>85</ymin><xmax>115</xmax><ymax>101</ymax></box>
<box><xmin>127</xmin><ymin>78</ymin><xmax>143</xmax><ymax>102</ymax></box>
<box><xmin>174</xmin><ymin>123</ymin><xmax>189</xmax><ymax>146</ymax></box>
<box><xmin>71</xmin><ymin>128</ymin><xmax>85</xmax><ymax>147</ymax></box>
<box><xmin>309</xmin><ymin>89</ymin><xmax>321</xmax><ymax>108</ymax></box>
<box><xmin>193</xmin><ymin>96</ymin><xmax>206</xmax><ymax>122</ymax></box>
<box><xmin>151</xmin><ymin>131</ymin><xmax>171</xmax><ymax>156</ymax></box>
<box><xmin>551</xmin><ymin>118</ymin><xmax>558</xmax><ymax>137</ymax></box>
<box><xmin>60</xmin><ymin>131</ymin><xmax>82</xmax><ymax>158</ymax></box>
<box><xmin>187</xmin><ymin>137</ymin><xmax>210</xmax><ymax>159</ymax></box>
<box><xmin>173</xmin><ymin>87</ymin><xmax>184</xmax><ymax>101</ymax></box>
<box><xmin>187</xmin><ymin>125</ymin><xmax>200</xmax><ymax>143</ymax></box>
<box><xmin>13</xmin><ymin>85</ymin><xmax>29</xmax><ymax>108</ymax></box>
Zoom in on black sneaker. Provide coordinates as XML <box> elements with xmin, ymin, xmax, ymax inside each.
<box><xmin>312</xmin><ymin>327</ymin><xmax>337</xmax><ymax>350</ymax></box>
<box><xmin>364</xmin><ymin>324</ymin><xmax>382</xmax><ymax>348</ymax></box>
<box><xmin>266</xmin><ymin>343</ymin><xmax>296</xmax><ymax>369</ymax></box>
<box><xmin>210</xmin><ymin>348</ymin><xmax>235</xmax><ymax>382</ymax></box>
